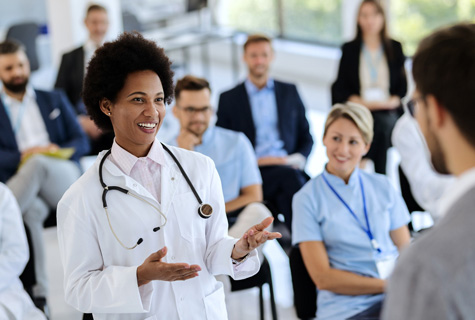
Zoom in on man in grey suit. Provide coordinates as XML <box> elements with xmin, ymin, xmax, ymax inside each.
<box><xmin>382</xmin><ymin>23</ymin><xmax>475</xmax><ymax>319</ymax></box>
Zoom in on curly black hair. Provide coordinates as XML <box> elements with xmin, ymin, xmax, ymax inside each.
<box><xmin>82</xmin><ymin>32</ymin><xmax>174</xmax><ymax>132</ymax></box>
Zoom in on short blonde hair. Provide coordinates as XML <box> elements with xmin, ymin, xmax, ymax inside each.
<box><xmin>323</xmin><ymin>103</ymin><xmax>374</xmax><ymax>145</ymax></box>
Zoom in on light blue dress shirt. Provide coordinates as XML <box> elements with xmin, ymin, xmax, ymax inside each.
<box><xmin>244</xmin><ymin>79</ymin><xmax>287</xmax><ymax>158</ymax></box>
<box><xmin>169</xmin><ymin>126</ymin><xmax>262</xmax><ymax>203</ymax></box>
<box><xmin>292</xmin><ymin>167</ymin><xmax>410</xmax><ymax>320</ymax></box>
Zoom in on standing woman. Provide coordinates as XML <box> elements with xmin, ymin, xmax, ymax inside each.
<box><xmin>331</xmin><ymin>0</ymin><xmax>407</xmax><ymax>174</ymax></box>
<box><xmin>57</xmin><ymin>32</ymin><xmax>280</xmax><ymax>320</ymax></box>
<box><xmin>292</xmin><ymin>103</ymin><xmax>411</xmax><ymax>320</ymax></box>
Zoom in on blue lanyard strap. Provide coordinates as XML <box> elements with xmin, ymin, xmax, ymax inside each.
<box><xmin>1</xmin><ymin>93</ymin><xmax>27</xmax><ymax>134</ymax></box>
<box><xmin>362</xmin><ymin>44</ymin><xmax>383</xmax><ymax>85</ymax></box>
<box><xmin>322</xmin><ymin>172</ymin><xmax>381</xmax><ymax>253</ymax></box>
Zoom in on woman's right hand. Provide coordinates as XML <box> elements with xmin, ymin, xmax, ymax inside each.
<box><xmin>136</xmin><ymin>246</ymin><xmax>201</xmax><ymax>286</ymax></box>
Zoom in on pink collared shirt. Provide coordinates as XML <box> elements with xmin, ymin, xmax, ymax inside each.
<box><xmin>110</xmin><ymin>140</ymin><xmax>165</xmax><ymax>203</ymax></box>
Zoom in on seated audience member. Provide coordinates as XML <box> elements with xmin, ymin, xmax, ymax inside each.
<box><xmin>217</xmin><ymin>34</ymin><xmax>313</xmax><ymax>232</ymax></box>
<box><xmin>331</xmin><ymin>0</ymin><xmax>407</xmax><ymax>174</ymax></box>
<box><xmin>392</xmin><ymin>110</ymin><xmax>455</xmax><ymax>222</ymax></box>
<box><xmin>0</xmin><ymin>40</ymin><xmax>89</xmax><ymax>312</ymax></box>
<box><xmin>292</xmin><ymin>103</ymin><xmax>411</xmax><ymax>320</ymax></box>
<box><xmin>169</xmin><ymin>75</ymin><xmax>272</xmax><ymax>240</ymax></box>
<box><xmin>0</xmin><ymin>183</ymin><xmax>46</xmax><ymax>320</ymax></box>
<box><xmin>382</xmin><ymin>23</ymin><xmax>475</xmax><ymax>320</ymax></box>
<box><xmin>55</xmin><ymin>3</ymin><xmax>114</xmax><ymax>155</ymax></box>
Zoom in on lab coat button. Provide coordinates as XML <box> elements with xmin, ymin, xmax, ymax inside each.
<box><xmin>180</xmin><ymin>297</ymin><xmax>184</xmax><ymax>301</ymax></box>
<box><xmin>171</xmin><ymin>177</ymin><xmax>175</xmax><ymax>181</ymax></box>
<box><xmin>171</xmin><ymin>256</ymin><xmax>175</xmax><ymax>260</ymax></box>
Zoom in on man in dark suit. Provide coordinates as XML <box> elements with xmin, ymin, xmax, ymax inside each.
<box><xmin>0</xmin><ymin>40</ymin><xmax>89</xmax><ymax>316</ymax></box>
<box><xmin>55</xmin><ymin>3</ymin><xmax>113</xmax><ymax>155</ymax></box>
<box><xmin>217</xmin><ymin>34</ymin><xmax>313</xmax><ymax>232</ymax></box>
<box><xmin>382</xmin><ymin>23</ymin><xmax>475</xmax><ymax>319</ymax></box>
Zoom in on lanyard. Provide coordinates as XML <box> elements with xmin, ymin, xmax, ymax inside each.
<box><xmin>322</xmin><ymin>172</ymin><xmax>381</xmax><ymax>253</ymax></box>
<box><xmin>1</xmin><ymin>93</ymin><xmax>27</xmax><ymax>134</ymax></box>
<box><xmin>362</xmin><ymin>44</ymin><xmax>383</xmax><ymax>85</ymax></box>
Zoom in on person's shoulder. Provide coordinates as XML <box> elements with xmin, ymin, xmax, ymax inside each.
<box><xmin>219</xmin><ymin>82</ymin><xmax>245</xmax><ymax>97</ymax></box>
<box><xmin>360</xmin><ymin>170</ymin><xmax>392</xmax><ymax>187</ymax></box>
<box><xmin>60</xmin><ymin>158</ymin><xmax>101</xmax><ymax>205</ymax></box>
<box><xmin>341</xmin><ymin>39</ymin><xmax>360</xmax><ymax>50</ymax></box>
<box><xmin>273</xmin><ymin>79</ymin><xmax>296</xmax><ymax>89</ymax></box>
<box><xmin>164</xmin><ymin>143</ymin><xmax>214</xmax><ymax>167</ymax></box>
<box><xmin>63</xmin><ymin>45</ymin><xmax>84</xmax><ymax>56</ymax></box>
<box><xmin>295</xmin><ymin>174</ymin><xmax>323</xmax><ymax>199</ymax></box>
<box><xmin>214</xmin><ymin>127</ymin><xmax>248</xmax><ymax>145</ymax></box>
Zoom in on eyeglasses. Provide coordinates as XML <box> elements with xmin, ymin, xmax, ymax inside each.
<box><xmin>404</xmin><ymin>96</ymin><xmax>424</xmax><ymax>117</ymax></box>
<box><xmin>178</xmin><ymin>106</ymin><xmax>212</xmax><ymax>115</ymax></box>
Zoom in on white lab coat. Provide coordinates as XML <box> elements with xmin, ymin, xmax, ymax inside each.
<box><xmin>0</xmin><ymin>183</ymin><xmax>46</xmax><ymax>320</ymax></box>
<box><xmin>57</xmin><ymin>143</ymin><xmax>260</xmax><ymax>320</ymax></box>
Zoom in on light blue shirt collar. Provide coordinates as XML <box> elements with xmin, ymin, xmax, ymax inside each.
<box><xmin>323</xmin><ymin>166</ymin><xmax>360</xmax><ymax>188</ymax></box>
<box><xmin>244</xmin><ymin>78</ymin><xmax>275</xmax><ymax>94</ymax></box>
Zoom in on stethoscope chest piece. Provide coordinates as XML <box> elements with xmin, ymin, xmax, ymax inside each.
<box><xmin>198</xmin><ymin>204</ymin><xmax>213</xmax><ymax>219</ymax></box>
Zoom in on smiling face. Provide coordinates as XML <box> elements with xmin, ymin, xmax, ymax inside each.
<box><xmin>101</xmin><ymin>70</ymin><xmax>165</xmax><ymax>157</ymax></box>
<box><xmin>0</xmin><ymin>50</ymin><xmax>30</xmax><ymax>94</ymax></box>
<box><xmin>173</xmin><ymin>88</ymin><xmax>212</xmax><ymax>138</ymax></box>
<box><xmin>243</xmin><ymin>41</ymin><xmax>274</xmax><ymax>79</ymax></box>
<box><xmin>323</xmin><ymin>117</ymin><xmax>370</xmax><ymax>182</ymax></box>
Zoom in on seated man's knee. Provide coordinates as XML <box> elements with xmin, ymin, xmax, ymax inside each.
<box><xmin>23</xmin><ymin>198</ymin><xmax>49</xmax><ymax>225</ymax></box>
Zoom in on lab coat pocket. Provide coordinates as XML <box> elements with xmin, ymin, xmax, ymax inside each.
<box><xmin>173</xmin><ymin>190</ymin><xmax>207</xmax><ymax>243</ymax></box>
<box><xmin>203</xmin><ymin>283</ymin><xmax>227</xmax><ymax>320</ymax></box>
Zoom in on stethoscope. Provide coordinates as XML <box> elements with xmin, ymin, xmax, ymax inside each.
<box><xmin>99</xmin><ymin>143</ymin><xmax>213</xmax><ymax>250</ymax></box>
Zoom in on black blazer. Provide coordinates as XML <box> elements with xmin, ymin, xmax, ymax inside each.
<box><xmin>0</xmin><ymin>90</ymin><xmax>90</xmax><ymax>182</ymax></box>
<box><xmin>55</xmin><ymin>46</ymin><xmax>85</xmax><ymax>112</ymax></box>
<box><xmin>216</xmin><ymin>80</ymin><xmax>313</xmax><ymax>158</ymax></box>
<box><xmin>331</xmin><ymin>39</ymin><xmax>407</xmax><ymax>105</ymax></box>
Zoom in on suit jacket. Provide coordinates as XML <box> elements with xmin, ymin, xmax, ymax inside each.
<box><xmin>331</xmin><ymin>39</ymin><xmax>407</xmax><ymax>105</ymax></box>
<box><xmin>55</xmin><ymin>46</ymin><xmax>85</xmax><ymax>112</ymax></box>
<box><xmin>0</xmin><ymin>89</ymin><xmax>90</xmax><ymax>182</ymax></box>
<box><xmin>216</xmin><ymin>80</ymin><xmax>313</xmax><ymax>158</ymax></box>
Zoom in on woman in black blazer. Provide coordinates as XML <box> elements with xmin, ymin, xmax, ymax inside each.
<box><xmin>331</xmin><ymin>0</ymin><xmax>407</xmax><ymax>174</ymax></box>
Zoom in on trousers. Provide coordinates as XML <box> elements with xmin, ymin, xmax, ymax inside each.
<box><xmin>7</xmin><ymin>155</ymin><xmax>81</xmax><ymax>297</ymax></box>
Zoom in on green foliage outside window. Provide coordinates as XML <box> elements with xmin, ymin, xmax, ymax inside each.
<box><xmin>391</xmin><ymin>0</ymin><xmax>475</xmax><ymax>55</ymax></box>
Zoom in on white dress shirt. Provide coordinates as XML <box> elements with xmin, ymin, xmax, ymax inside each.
<box><xmin>1</xmin><ymin>86</ymin><xmax>50</xmax><ymax>152</ymax></box>
<box><xmin>391</xmin><ymin>113</ymin><xmax>455</xmax><ymax>221</ymax></box>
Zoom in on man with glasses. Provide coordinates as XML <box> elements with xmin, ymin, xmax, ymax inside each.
<box><xmin>170</xmin><ymin>75</ymin><xmax>272</xmax><ymax>240</ymax></box>
<box><xmin>382</xmin><ymin>23</ymin><xmax>475</xmax><ymax>319</ymax></box>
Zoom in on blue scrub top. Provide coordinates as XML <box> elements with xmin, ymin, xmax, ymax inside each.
<box><xmin>292</xmin><ymin>167</ymin><xmax>410</xmax><ymax>320</ymax></box>
<box><xmin>169</xmin><ymin>126</ymin><xmax>262</xmax><ymax>203</ymax></box>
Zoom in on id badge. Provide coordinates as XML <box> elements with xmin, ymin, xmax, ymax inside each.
<box><xmin>363</xmin><ymin>87</ymin><xmax>387</xmax><ymax>102</ymax></box>
<box><xmin>376</xmin><ymin>255</ymin><xmax>397</xmax><ymax>279</ymax></box>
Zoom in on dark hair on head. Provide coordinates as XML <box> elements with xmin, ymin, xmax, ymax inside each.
<box><xmin>86</xmin><ymin>3</ymin><xmax>107</xmax><ymax>15</ymax></box>
<box><xmin>413</xmin><ymin>23</ymin><xmax>475</xmax><ymax>148</ymax></box>
<box><xmin>175</xmin><ymin>75</ymin><xmax>211</xmax><ymax>100</ymax></box>
<box><xmin>244</xmin><ymin>34</ymin><xmax>272</xmax><ymax>52</ymax></box>
<box><xmin>82</xmin><ymin>32</ymin><xmax>174</xmax><ymax>132</ymax></box>
<box><xmin>0</xmin><ymin>40</ymin><xmax>25</xmax><ymax>55</ymax></box>
<box><xmin>354</xmin><ymin>0</ymin><xmax>393</xmax><ymax>61</ymax></box>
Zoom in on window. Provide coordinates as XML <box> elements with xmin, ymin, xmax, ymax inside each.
<box><xmin>224</xmin><ymin>0</ymin><xmax>279</xmax><ymax>35</ymax></box>
<box><xmin>282</xmin><ymin>0</ymin><xmax>343</xmax><ymax>44</ymax></box>
<box><xmin>390</xmin><ymin>0</ymin><xmax>475</xmax><ymax>55</ymax></box>
<box><xmin>220</xmin><ymin>0</ymin><xmax>342</xmax><ymax>45</ymax></box>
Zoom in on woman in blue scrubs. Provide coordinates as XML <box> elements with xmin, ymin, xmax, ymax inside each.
<box><xmin>292</xmin><ymin>103</ymin><xmax>411</xmax><ymax>320</ymax></box>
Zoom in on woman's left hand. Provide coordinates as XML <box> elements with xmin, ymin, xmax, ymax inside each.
<box><xmin>231</xmin><ymin>217</ymin><xmax>282</xmax><ymax>260</ymax></box>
